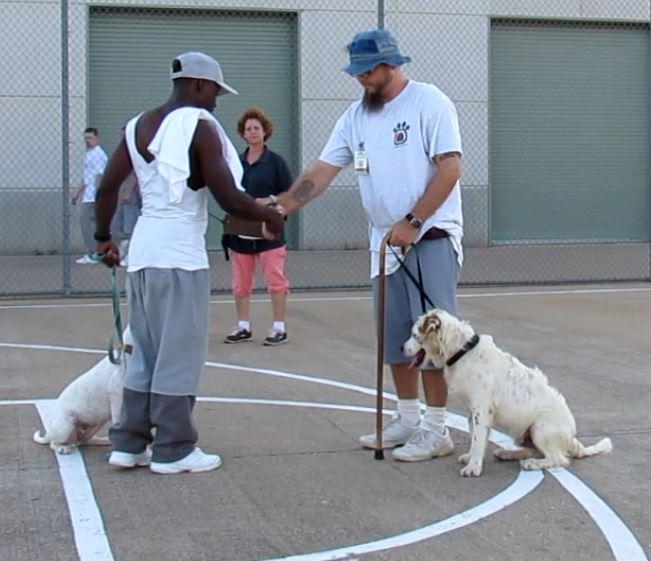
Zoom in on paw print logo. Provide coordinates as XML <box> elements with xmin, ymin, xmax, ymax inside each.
<box><xmin>393</xmin><ymin>122</ymin><xmax>409</xmax><ymax>146</ymax></box>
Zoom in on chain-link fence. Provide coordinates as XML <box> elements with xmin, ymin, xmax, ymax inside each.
<box><xmin>1</xmin><ymin>0</ymin><xmax>650</xmax><ymax>297</ymax></box>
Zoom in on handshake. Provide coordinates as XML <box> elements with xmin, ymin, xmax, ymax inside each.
<box><xmin>224</xmin><ymin>195</ymin><xmax>287</xmax><ymax>241</ymax></box>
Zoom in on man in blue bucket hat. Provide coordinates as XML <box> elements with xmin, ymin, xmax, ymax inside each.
<box><xmin>278</xmin><ymin>29</ymin><xmax>464</xmax><ymax>463</ymax></box>
<box><xmin>344</xmin><ymin>28</ymin><xmax>412</xmax><ymax>75</ymax></box>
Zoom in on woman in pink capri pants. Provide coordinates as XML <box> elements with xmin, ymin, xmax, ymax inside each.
<box><xmin>224</xmin><ymin>107</ymin><xmax>292</xmax><ymax>346</ymax></box>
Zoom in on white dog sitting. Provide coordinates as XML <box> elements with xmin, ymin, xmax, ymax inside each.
<box><xmin>403</xmin><ymin>310</ymin><xmax>612</xmax><ymax>477</ymax></box>
<box><xmin>33</xmin><ymin>326</ymin><xmax>132</xmax><ymax>454</ymax></box>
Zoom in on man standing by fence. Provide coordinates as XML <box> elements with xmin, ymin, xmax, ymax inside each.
<box><xmin>71</xmin><ymin>127</ymin><xmax>108</xmax><ymax>264</ymax></box>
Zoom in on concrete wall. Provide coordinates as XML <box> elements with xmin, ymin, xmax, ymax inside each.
<box><xmin>0</xmin><ymin>0</ymin><xmax>648</xmax><ymax>253</ymax></box>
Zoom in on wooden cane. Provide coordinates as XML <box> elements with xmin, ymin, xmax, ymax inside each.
<box><xmin>375</xmin><ymin>232</ymin><xmax>392</xmax><ymax>460</ymax></box>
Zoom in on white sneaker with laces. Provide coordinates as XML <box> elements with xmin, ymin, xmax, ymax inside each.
<box><xmin>149</xmin><ymin>447</ymin><xmax>222</xmax><ymax>474</ymax></box>
<box><xmin>391</xmin><ymin>423</ymin><xmax>455</xmax><ymax>462</ymax></box>
<box><xmin>75</xmin><ymin>255</ymin><xmax>95</xmax><ymax>264</ymax></box>
<box><xmin>359</xmin><ymin>413</ymin><xmax>420</xmax><ymax>449</ymax></box>
<box><xmin>263</xmin><ymin>329</ymin><xmax>288</xmax><ymax>346</ymax></box>
<box><xmin>224</xmin><ymin>327</ymin><xmax>252</xmax><ymax>344</ymax></box>
<box><xmin>108</xmin><ymin>448</ymin><xmax>152</xmax><ymax>468</ymax></box>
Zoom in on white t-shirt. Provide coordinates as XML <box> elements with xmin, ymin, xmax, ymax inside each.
<box><xmin>319</xmin><ymin>80</ymin><xmax>463</xmax><ymax>277</ymax></box>
<box><xmin>125</xmin><ymin>107</ymin><xmax>242</xmax><ymax>271</ymax></box>
<box><xmin>81</xmin><ymin>145</ymin><xmax>108</xmax><ymax>203</ymax></box>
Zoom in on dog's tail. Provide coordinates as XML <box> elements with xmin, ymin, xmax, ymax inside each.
<box><xmin>569</xmin><ymin>437</ymin><xmax>613</xmax><ymax>458</ymax></box>
<box><xmin>33</xmin><ymin>429</ymin><xmax>49</xmax><ymax>445</ymax></box>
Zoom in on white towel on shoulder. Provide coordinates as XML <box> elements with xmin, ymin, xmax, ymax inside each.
<box><xmin>147</xmin><ymin>107</ymin><xmax>244</xmax><ymax>204</ymax></box>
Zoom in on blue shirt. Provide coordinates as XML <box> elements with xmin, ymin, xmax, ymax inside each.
<box><xmin>229</xmin><ymin>146</ymin><xmax>292</xmax><ymax>253</ymax></box>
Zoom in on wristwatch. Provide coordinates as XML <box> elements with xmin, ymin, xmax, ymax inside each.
<box><xmin>405</xmin><ymin>212</ymin><xmax>423</xmax><ymax>229</ymax></box>
<box><xmin>268</xmin><ymin>194</ymin><xmax>278</xmax><ymax>206</ymax></box>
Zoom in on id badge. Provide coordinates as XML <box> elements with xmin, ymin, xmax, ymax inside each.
<box><xmin>354</xmin><ymin>142</ymin><xmax>369</xmax><ymax>174</ymax></box>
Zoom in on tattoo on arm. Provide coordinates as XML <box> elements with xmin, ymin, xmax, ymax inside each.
<box><xmin>292</xmin><ymin>180</ymin><xmax>315</xmax><ymax>203</ymax></box>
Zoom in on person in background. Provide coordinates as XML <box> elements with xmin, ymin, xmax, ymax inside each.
<box><xmin>224</xmin><ymin>107</ymin><xmax>292</xmax><ymax>346</ymax></box>
<box><xmin>71</xmin><ymin>127</ymin><xmax>108</xmax><ymax>264</ymax></box>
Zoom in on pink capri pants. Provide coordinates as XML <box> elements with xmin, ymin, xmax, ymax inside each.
<box><xmin>230</xmin><ymin>246</ymin><xmax>290</xmax><ymax>297</ymax></box>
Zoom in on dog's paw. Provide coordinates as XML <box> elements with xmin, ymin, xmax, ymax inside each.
<box><xmin>84</xmin><ymin>436</ymin><xmax>111</xmax><ymax>446</ymax></box>
<box><xmin>520</xmin><ymin>458</ymin><xmax>545</xmax><ymax>471</ymax></box>
<box><xmin>457</xmin><ymin>453</ymin><xmax>471</xmax><ymax>465</ymax></box>
<box><xmin>520</xmin><ymin>457</ymin><xmax>567</xmax><ymax>471</ymax></box>
<box><xmin>460</xmin><ymin>461</ymin><xmax>483</xmax><ymax>477</ymax></box>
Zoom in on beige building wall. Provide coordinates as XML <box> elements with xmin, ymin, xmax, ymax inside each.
<box><xmin>0</xmin><ymin>0</ymin><xmax>648</xmax><ymax>252</ymax></box>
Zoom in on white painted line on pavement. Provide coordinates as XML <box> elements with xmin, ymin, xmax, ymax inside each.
<box><xmin>549</xmin><ymin>468</ymin><xmax>648</xmax><ymax>561</ymax></box>
<box><xmin>0</xmin><ymin>302</ymin><xmax>114</xmax><ymax>310</ymax></box>
<box><xmin>0</xmin><ymin>342</ymin><xmax>104</xmax><ymax>354</ymax></box>
<box><xmin>35</xmin><ymin>400</ymin><xmax>115</xmax><ymax>561</ymax></box>
<box><xmin>202</xmin><ymin>361</ymin><xmax>647</xmax><ymax>561</ymax></box>
<box><xmin>0</xmin><ymin>399</ymin><xmax>40</xmax><ymax>406</ymax></box>
<box><xmin>26</xmin><ymin>395</ymin><xmax>539</xmax><ymax>561</ymax></box>
<box><xmin>205</xmin><ymin>361</ymin><xmax>381</xmax><ymax>399</ymax></box>
<box><xmin>259</xmin><ymin>471</ymin><xmax>543</xmax><ymax>561</ymax></box>
<box><xmin>199</xmin><ymin>397</ymin><xmax>377</xmax><ymax>414</ymax></box>
<box><xmin>1</xmin><ymin>285</ymin><xmax>649</xmax><ymax>309</ymax></box>
<box><xmin>4</xmin><ymin>343</ymin><xmax>647</xmax><ymax>561</ymax></box>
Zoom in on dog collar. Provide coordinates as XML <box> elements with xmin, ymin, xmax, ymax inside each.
<box><xmin>446</xmin><ymin>334</ymin><xmax>480</xmax><ymax>367</ymax></box>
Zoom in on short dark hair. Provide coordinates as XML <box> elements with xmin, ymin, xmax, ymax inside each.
<box><xmin>84</xmin><ymin>127</ymin><xmax>99</xmax><ymax>136</ymax></box>
<box><xmin>237</xmin><ymin>107</ymin><xmax>274</xmax><ymax>141</ymax></box>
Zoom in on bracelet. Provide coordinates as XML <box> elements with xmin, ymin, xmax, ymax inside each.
<box><xmin>93</xmin><ymin>231</ymin><xmax>111</xmax><ymax>242</ymax></box>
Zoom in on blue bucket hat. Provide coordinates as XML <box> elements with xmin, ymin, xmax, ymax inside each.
<box><xmin>344</xmin><ymin>29</ymin><xmax>412</xmax><ymax>75</ymax></box>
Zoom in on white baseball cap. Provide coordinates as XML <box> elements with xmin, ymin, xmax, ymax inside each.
<box><xmin>170</xmin><ymin>51</ymin><xmax>238</xmax><ymax>96</ymax></box>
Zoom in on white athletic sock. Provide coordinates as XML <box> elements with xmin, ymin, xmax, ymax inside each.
<box><xmin>272</xmin><ymin>321</ymin><xmax>286</xmax><ymax>333</ymax></box>
<box><xmin>238</xmin><ymin>320</ymin><xmax>251</xmax><ymax>331</ymax></box>
<box><xmin>397</xmin><ymin>399</ymin><xmax>421</xmax><ymax>427</ymax></box>
<box><xmin>424</xmin><ymin>406</ymin><xmax>447</xmax><ymax>433</ymax></box>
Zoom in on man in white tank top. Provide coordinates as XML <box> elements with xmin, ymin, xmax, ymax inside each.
<box><xmin>278</xmin><ymin>30</ymin><xmax>464</xmax><ymax>464</ymax></box>
<box><xmin>94</xmin><ymin>52</ymin><xmax>284</xmax><ymax>474</ymax></box>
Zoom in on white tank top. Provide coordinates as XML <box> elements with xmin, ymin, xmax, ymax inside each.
<box><xmin>124</xmin><ymin>107</ymin><xmax>242</xmax><ymax>271</ymax></box>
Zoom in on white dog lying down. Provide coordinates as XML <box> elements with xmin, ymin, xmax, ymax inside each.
<box><xmin>403</xmin><ymin>310</ymin><xmax>612</xmax><ymax>477</ymax></box>
<box><xmin>33</xmin><ymin>327</ymin><xmax>132</xmax><ymax>454</ymax></box>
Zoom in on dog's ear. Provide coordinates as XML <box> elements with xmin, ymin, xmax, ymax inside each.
<box><xmin>421</xmin><ymin>313</ymin><xmax>441</xmax><ymax>335</ymax></box>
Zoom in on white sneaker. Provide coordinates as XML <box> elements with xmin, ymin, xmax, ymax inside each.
<box><xmin>119</xmin><ymin>258</ymin><xmax>127</xmax><ymax>267</ymax></box>
<box><xmin>109</xmin><ymin>448</ymin><xmax>152</xmax><ymax>468</ymax></box>
<box><xmin>149</xmin><ymin>447</ymin><xmax>222</xmax><ymax>474</ymax></box>
<box><xmin>359</xmin><ymin>413</ymin><xmax>420</xmax><ymax>449</ymax></box>
<box><xmin>75</xmin><ymin>255</ymin><xmax>95</xmax><ymax>264</ymax></box>
<box><xmin>392</xmin><ymin>423</ymin><xmax>455</xmax><ymax>462</ymax></box>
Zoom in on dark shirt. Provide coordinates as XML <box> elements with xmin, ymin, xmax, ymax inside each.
<box><xmin>228</xmin><ymin>146</ymin><xmax>292</xmax><ymax>254</ymax></box>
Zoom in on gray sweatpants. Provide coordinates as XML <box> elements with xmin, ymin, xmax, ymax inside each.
<box><xmin>79</xmin><ymin>202</ymin><xmax>96</xmax><ymax>255</ymax></box>
<box><xmin>109</xmin><ymin>268</ymin><xmax>210</xmax><ymax>462</ymax></box>
<box><xmin>372</xmin><ymin>237</ymin><xmax>459</xmax><ymax>365</ymax></box>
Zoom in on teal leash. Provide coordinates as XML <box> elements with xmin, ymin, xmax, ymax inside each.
<box><xmin>108</xmin><ymin>267</ymin><xmax>124</xmax><ymax>365</ymax></box>
<box><xmin>92</xmin><ymin>252</ymin><xmax>125</xmax><ymax>364</ymax></box>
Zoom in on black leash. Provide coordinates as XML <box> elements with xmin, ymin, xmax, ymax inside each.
<box><xmin>388</xmin><ymin>243</ymin><xmax>436</xmax><ymax>313</ymax></box>
<box><xmin>388</xmin><ymin>242</ymin><xmax>481</xmax><ymax>367</ymax></box>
